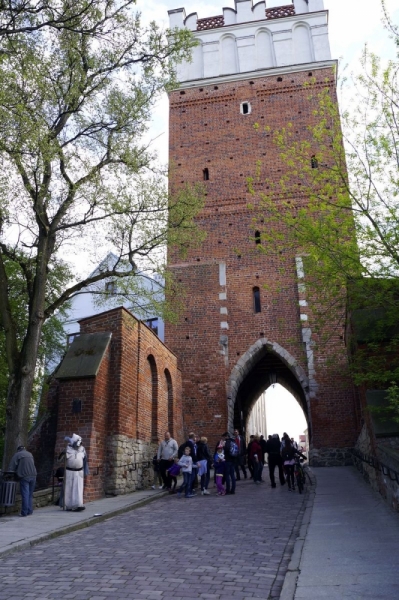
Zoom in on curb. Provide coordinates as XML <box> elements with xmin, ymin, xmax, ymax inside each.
<box><xmin>0</xmin><ymin>490</ymin><xmax>167</xmax><ymax>559</ymax></box>
<box><xmin>279</xmin><ymin>469</ymin><xmax>317</xmax><ymax>600</ymax></box>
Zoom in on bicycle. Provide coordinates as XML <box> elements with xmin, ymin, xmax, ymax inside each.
<box><xmin>294</xmin><ymin>457</ymin><xmax>306</xmax><ymax>494</ymax></box>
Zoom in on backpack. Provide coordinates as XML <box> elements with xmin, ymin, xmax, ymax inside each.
<box><xmin>227</xmin><ymin>439</ymin><xmax>239</xmax><ymax>457</ymax></box>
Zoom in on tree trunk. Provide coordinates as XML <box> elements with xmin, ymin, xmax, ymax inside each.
<box><xmin>2</xmin><ymin>308</ymin><xmax>45</xmax><ymax>470</ymax></box>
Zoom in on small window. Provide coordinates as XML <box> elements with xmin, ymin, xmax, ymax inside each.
<box><xmin>311</xmin><ymin>155</ymin><xmax>318</xmax><ymax>169</ymax></box>
<box><xmin>255</xmin><ymin>230</ymin><xmax>261</xmax><ymax>245</ymax></box>
<box><xmin>240</xmin><ymin>101</ymin><xmax>251</xmax><ymax>115</ymax></box>
<box><xmin>203</xmin><ymin>168</ymin><xmax>209</xmax><ymax>181</ymax></box>
<box><xmin>105</xmin><ymin>281</ymin><xmax>117</xmax><ymax>294</ymax></box>
<box><xmin>145</xmin><ymin>318</ymin><xmax>159</xmax><ymax>336</ymax></box>
<box><xmin>253</xmin><ymin>287</ymin><xmax>261</xmax><ymax>313</ymax></box>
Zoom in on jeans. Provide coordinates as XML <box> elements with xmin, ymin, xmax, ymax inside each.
<box><xmin>189</xmin><ymin>466</ymin><xmax>198</xmax><ymax>493</ymax></box>
<box><xmin>268</xmin><ymin>454</ymin><xmax>286</xmax><ymax>485</ymax></box>
<box><xmin>20</xmin><ymin>477</ymin><xmax>36</xmax><ymax>516</ymax></box>
<box><xmin>224</xmin><ymin>461</ymin><xmax>236</xmax><ymax>493</ymax></box>
<box><xmin>200</xmin><ymin>467</ymin><xmax>210</xmax><ymax>491</ymax></box>
<box><xmin>159</xmin><ymin>459</ymin><xmax>172</xmax><ymax>489</ymax></box>
<box><xmin>178</xmin><ymin>472</ymin><xmax>192</xmax><ymax>497</ymax></box>
<box><xmin>253</xmin><ymin>461</ymin><xmax>263</xmax><ymax>482</ymax></box>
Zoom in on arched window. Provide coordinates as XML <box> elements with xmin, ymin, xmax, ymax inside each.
<box><xmin>253</xmin><ymin>287</ymin><xmax>261</xmax><ymax>313</ymax></box>
<box><xmin>147</xmin><ymin>355</ymin><xmax>158</xmax><ymax>442</ymax></box>
<box><xmin>255</xmin><ymin>230</ymin><xmax>261</xmax><ymax>245</ymax></box>
<box><xmin>164</xmin><ymin>369</ymin><xmax>173</xmax><ymax>437</ymax></box>
<box><xmin>203</xmin><ymin>168</ymin><xmax>209</xmax><ymax>181</ymax></box>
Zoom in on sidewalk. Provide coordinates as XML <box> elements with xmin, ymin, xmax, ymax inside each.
<box><xmin>0</xmin><ymin>487</ymin><xmax>166</xmax><ymax>557</ymax></box>
<box><xmin>282</xmin><ymin>466</ymin><xmax>399</xmax><ymax>600</ymax></box>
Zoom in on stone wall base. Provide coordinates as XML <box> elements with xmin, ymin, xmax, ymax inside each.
<box><xmin>310</xmin><ymin>447</ymin><xmax>354</xmax><ymax>467</ymax></box>
<box><xmin>0</xmin><ymin>486</ymin><xmax>60</xmax><ymax>516</ymax></box>
<box><xmin>105</xmin><ymin>435</ymin><xmax>157</xmax><ymax>496</ymax></box>
<box><xmin>354</xmin><ymin>424</ymin><xmax>399</xmax><ymax>513</ymax></box>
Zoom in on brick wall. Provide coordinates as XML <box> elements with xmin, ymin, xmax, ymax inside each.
<box><xmin>49</xmin><ymin>307</ymin><xmax>182</xmax><ymax>500</ymax></box>
<box><xmin>166</xmin><ymin>67</ymin><xmax>358</xmax><ymax>459</ymax></box>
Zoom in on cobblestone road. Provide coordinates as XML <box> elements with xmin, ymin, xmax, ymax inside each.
<box><xmin>0</xmin><ymin>478</ymin><xmax>306</xmax><ymax>600</ymax></box>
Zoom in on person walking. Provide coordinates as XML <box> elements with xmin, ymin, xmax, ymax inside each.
<box><xmin>281</xmin><ymin>434</ymin><xmax>307</xmax><ymax>491</ymax></box>
<box><xmin>8</xmin><ymin>445</ymin><xmax>37</xmax><ymax>517</ymax></box>
<box><xmin>214</xmin><ymin>445</ymin><xmax>226</xmax><ymax>495</ymax></box>
<box><xmin>177</xmin><ymin>446</ymin><xmax>193</xmax><ymax>498</ymax></box>
<box><xmin>197</xmin><ymin>436</ymin><xmax>211</xmax><ymax>495</ymax></box>
<box><xmin>246</xmin><ymin>434</ymin><xmax>255</xmax><ymax>479</ymax></box>
<box><xmin>233</xmin><ymin>428</ymin><xmax>247</xmax><ymax>480</ymax></box>
<box><xmin>249</xmin><ymin>435</ymin><xmax>263</xmax><ymax>484</ymax></box>
<box><xmin>157</xmin><ymin>431</ymin><xmax>178</xmax><ymax>491</ymax></box>
<box><xmin>265</xmin><ymin>434</ymin><xmax>286</xmax><ymax>488</ymax></box>
<box><xmin>221</xmin><ymin>432</ymin><xmax>238</xmax><ymax>495</ymax></box>
<box><xmin>185</xmin><ymin>432</ymin><xmax>199</xmax><ymax>495</ymax></box>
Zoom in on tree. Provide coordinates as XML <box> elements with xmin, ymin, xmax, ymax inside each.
<box><xmin>0</xmin><ymin>0</ymin><xmax>203</xmax><ymax>468</ymax></box>
<box><xmin>248</xmin><ymin>8</ymin><xmax>399</xmax><ymax>384</ymax></box>
<box><xmin>0</xmin><ymin>256</ymin><xmax>68</xmax><ymax>465</ymax></box>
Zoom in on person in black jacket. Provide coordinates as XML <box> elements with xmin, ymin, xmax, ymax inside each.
<box><xmin>233</xmin><ymin>429</ymin><xmax>247</xmax><ymax>480</ymax></box>
<box><xmin>222</xmin><ymin>432</ymin><xmax>237</xmax><ymax>494</ymax></box>
<box><xmin>197</xmin><ymin>436</ymin><xmax>212</xmax><ymax>494</ymax></box>
<box><xmin>265</xmin><ymin>434</ymin><xmax>286</xmax><ymax>488</ymax></box>
<box><xmin>281</xmin><ymin>434</ymin><xmax>307</xmax><ymax>491</ymax></box>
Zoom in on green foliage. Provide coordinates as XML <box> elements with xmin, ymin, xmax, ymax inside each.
<box><xmin>0</xmin><ymin>0</ymin><xmax>203</xmax><ymax>465</ymax></box>
<box><xmin>248</xmin><ymin>6</ymin><xmax>399</xmax><ymax>399</ymax></box>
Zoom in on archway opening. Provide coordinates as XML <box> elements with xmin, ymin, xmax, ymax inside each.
<box><xmin>247</xmin><ymin>384</ymin><xmax>308</xmax><ymax>450</ymax></box>
<box><xmin>229</xmin><ymin>339</ymin><xmax>311</xmax><ymax>445</ymax></box>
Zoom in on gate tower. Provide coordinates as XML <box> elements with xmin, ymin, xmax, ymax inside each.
<box><xmin>166</xmin><ymin>0</ymin><xmax>358</xmax><ymax>465</ymax></box>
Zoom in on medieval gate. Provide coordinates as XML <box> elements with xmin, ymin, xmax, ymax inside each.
<box><xmin>165</xmin><ymin>0</ymin><xmax>358</xmax><ymax>465</ymax></box>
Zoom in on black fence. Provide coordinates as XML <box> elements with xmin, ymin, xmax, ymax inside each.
<box><xmin>351</xmin><ymin>448</ymin><xmax>399</xmax><ymax>484</ymax></box>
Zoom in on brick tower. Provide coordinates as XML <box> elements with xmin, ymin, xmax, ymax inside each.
<box><xmin>166</xmin><ymin>0</ymin><xmax>358</xmax><ymax>465</ymax></box>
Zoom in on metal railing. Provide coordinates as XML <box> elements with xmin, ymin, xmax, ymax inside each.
<box><xmin>351</xmin><ymin>448</ymin><xmax>399</xmax><ymax>484</ymax></box>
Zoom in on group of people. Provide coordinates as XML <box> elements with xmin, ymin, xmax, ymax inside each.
<box><xmin>155</xmin><ymin>429</ymin><xmax>307</xmax><ymax>498</ymax></box>
<box><xmin>7</xmin><ymin>433</ymin><xmax>89</xmax><ymax>517</ymax></box>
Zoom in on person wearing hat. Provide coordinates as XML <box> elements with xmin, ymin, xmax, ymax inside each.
<box><xmin>8</xmin><ymin>445</ymin><xmax>37</xmax><ymax>517</ymax></box>
<box><xmin>62</xmin><ymin>433</ymin><xmax>89</xmax><ymax>511</ymax></box>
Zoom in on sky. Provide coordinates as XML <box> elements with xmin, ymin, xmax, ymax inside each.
<box><xmin>142</xmin><ymin>0</ymin><xmax>399</xmax><ymax>165</ymax></box>
<box><xmin>137</xmin><ymin>0</ymin><xmax>399</xmax><ymax>436</ymax></box>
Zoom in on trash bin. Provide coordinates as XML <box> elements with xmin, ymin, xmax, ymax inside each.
<box><xmin>0</xmin><ymin>472</ymin><xmax>17</xmax><ymax>507</ymax></box>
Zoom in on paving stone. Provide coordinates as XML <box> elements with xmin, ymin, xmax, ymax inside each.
<box><xmin>0</xmin><ymin>480</ymin><xmax>305</xmax><ymax>600</ymax></box>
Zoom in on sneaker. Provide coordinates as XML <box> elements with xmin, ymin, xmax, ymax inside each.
<box><xmin>151</xmin><ymin>485</ymin><xmax>155</xmax><ymax>489</ymax></box>
<box><xmin>202</xmin><ymin>490</ymin><xmax>210</xmax><ymax>495</ymax></box>
<box><xmin>185</xmin><ymin>494</ymin><xmax>195</xmax><ymax>498</ymax></box>
<box><xmin>158</xmin><ymin>485</ymin><xmax>163</xmax><ymax>489</ymax></box>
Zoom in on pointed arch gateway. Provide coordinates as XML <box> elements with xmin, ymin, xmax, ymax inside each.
<box><xmin>227</xmin><ymin>339</ymin><xmax>311</xmax><ymax>438</ymax></box>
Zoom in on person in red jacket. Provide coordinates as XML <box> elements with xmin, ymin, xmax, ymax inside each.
<box><xmin>249</xmin><ymin>435</ymin><xmax>263</xmax><ymax>484</ymax></box>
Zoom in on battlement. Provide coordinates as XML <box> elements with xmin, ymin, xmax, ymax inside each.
<box><xmin>169</xmin><ymin>0</ymin><xmax>330</xmax><ymax>85</ymax></box>
<box><xmin>169</xmin><ymin>1</ymin><xmax>325</xmax><ymax>30</ymax></box>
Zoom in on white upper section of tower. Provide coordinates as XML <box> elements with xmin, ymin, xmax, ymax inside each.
<box><xmin>168</xmin><ymin>1</ymin><xmax>331</xmax><ymax>84</ymax></box>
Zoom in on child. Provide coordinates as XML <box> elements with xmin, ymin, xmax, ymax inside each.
<box><xmin>214</xmin><ymin>445</ymin><xmax>226</xmax><ymax>496</ymax></box>
<box><xmin>151</xmin><ymin>454</ymin><xmax>163</xmax><ymax>489</ymax></box>
<box><xmin>177</xmin><ymin>446</ymin><xmax>193</xmax><ymax>498</ymax></box>
<box><xmin>166</xmin><ymin>458</ymin><xmax>181</xmax><ymax>493</ymax></box>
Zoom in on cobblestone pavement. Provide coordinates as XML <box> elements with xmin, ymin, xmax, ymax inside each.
<box><xmin>0</xmin><ymin>478</ymin><xmax>307</xmax><ymax>600</ymax></box>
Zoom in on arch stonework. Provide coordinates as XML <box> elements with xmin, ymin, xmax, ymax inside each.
<box><xmin>227</xmin><ymin>338</ymin><xmax>310</xmax><ymax>432</ymax></box>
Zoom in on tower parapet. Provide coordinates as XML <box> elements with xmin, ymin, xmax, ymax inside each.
<box><xmin>169</xmin><ymin>0</ymin><xmax>331</xmax><ymax>84</ymax></box>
